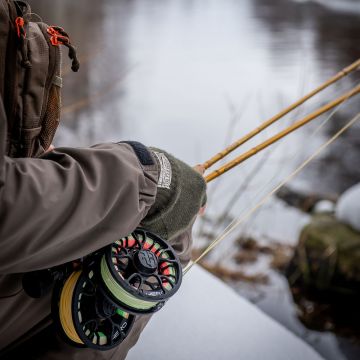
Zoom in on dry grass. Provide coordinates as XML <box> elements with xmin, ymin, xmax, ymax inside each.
<box><xmin>235</xmin><ymin>236</ymin><xmax>294</xmax><ymax>272</ymax></box>
<box><xmin>270</xmin><ymin>245</ymin><xmax>293</xmax><ymax>272</ymax></box>
<box><xmin>192</xmin><ymin>236</ymin><xmax>294</xmax><ymax>286</ymax></box>
<box><xmin>233</xmin><ymin>251</ymin><xmax>258</xmax><ymax>264</ymax></box>
<box><xmin>199</xmin><ymin>261</ymin><xmax>269</xmax><ymax>284</ymax></box>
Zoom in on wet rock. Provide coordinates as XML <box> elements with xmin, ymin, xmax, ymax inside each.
<box><xmin>286</xmin><ymin>214</ymin><xmax>360</xmax><ymax>340</ymax></box>
<box><xmin>287</xmin><ymin>214</ymin><xmax>360</xmax><ymax>295</ymax></box>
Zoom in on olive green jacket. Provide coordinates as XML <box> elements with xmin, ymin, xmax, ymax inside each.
<box><xmin>0</xmin><ymin>100</ymin><xmax>193</xmax><ymax>359</ymax></box>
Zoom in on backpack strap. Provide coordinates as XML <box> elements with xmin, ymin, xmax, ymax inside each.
<box><xmin>1</xmin><ymin>0</ymin><xmax>79</xmax><ymax>158</ymax></box>
<box><xmin>0</xmin><ymin>0</ymin><xmax>24</xmax><ymax>155</ymax></box>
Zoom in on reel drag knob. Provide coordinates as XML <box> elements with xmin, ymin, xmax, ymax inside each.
<box><xmin>133</xmin><ymin>250</ymin><xmax>158</xmax><ymax>275</ymax></box>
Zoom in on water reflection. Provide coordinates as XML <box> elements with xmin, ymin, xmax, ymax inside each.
<box><xmin>27</xmin><ymin>0</ymin><xmax>360</xmax><ymax>359</ymax></box>
<box><xmin>251</xmin><ymin>0</ymin><xmax>360</xmax><ymax>69</ymax></box>
<box><xmin>247</xmin><ymin>0</ymin><xmax>360</xmax><ymax>193</ymax></box>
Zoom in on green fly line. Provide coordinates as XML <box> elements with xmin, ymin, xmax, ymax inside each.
<box><xmin>100</xmin><ymin>255</ymin><xmax>159</xmax><ymax>310</ymax></box>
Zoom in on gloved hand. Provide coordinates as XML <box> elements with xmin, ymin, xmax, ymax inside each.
<box><xmin>141</xmin><ymin>148</ymin><xmax>207</xmax><ymax>241</ymax></box>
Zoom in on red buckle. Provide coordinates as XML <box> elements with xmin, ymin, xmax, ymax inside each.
<box><xmin>47</xmin><ymin>26</ymin><xmax>69</xmax><ymax>46</ymax></box>
<box><xmin>15</xmin><ymin>17</ymin><xmax>25</xmax><ymax>38</ymax></box>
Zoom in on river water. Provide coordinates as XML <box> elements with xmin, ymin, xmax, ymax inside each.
<box><xmin>28</xmin><ymin>0</ymin><xmax>360</xmax><ymax>359</ymax></box>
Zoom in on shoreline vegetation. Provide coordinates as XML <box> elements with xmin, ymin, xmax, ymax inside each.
<box><xmin>194</xmin><ymin>185</ymin><xmax>360</xmax><ymax>348</ymax></box>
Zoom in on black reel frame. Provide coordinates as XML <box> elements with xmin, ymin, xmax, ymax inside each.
<box><xmin>26</xmin><ymin>228</ymin><xmax>182</xmax><ymax>350</ymax></box>
<box><xmin>52</xmin><ymin>263</ymin><xmax>135</xmax><ymax>351</ymax></box>
<box><xmin>99</xmin><ymin>228</ymin><xmax>182</xmax><ymax>314</ymax></box>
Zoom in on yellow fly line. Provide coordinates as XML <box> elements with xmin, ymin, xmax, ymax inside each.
<box><xmin>59</xmin><ymin>271</ymin><xmax>83</xmax><ymax>344</ymax></box>
<box><xmin>203</xmin><ymin>58</ymin><xmax>360</xmax><ymax>171</ymax></box>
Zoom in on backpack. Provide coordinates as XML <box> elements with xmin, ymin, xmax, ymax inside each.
<box><xmin>0</xmin><ymin>0</ymin><xmax>79</xmax><ymax>158</ymax></box>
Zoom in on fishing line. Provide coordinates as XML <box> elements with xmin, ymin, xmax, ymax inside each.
<box><xmin>205</xmin><ymin>84</ymin><xmax>360</xmax><ymax>183</ymax></box>
<box><xmin>200</xmin><ymin>57</ymin><xmax>309</xmax><ymax>219</ymax></box>
<box><xmin>184</xmin><ymin>112</ymin><xmax>360</xmax><ymax>275</ymax></box>
<box><xmin>209</xmin><ymin>78</ymin><xmax>360</xmax><ymax>262</ymax></box>
<box><xmin>210</xmin><ymin>62</ymin><xmax>314</xmax><ymax>231</ymax></box>
<box><xmin>58</xmin><ymin>271</ymin><xmax>83</xmax><ymax>344</ymax></box>
<box><xmin>218</xmin><ymin>91</ymin><xmax>358</xmax><ymax>249</ymax></box>
<box><xmin>203</xmin><ymin>59</ymin><xmax>360</xmax><ymax>171</ymax></box>
<box><xmin>227</xmin><ymin>77</ymin><xmax>360</xmax><ymax>219</ymax></box>
<box><xmin>310</xmin><ymin>72</ymin><xmax>360</xmax><ymax>137</ymax></box>
<box><xmin>197</xmin><ymin>93</ymin><xmax>252</xmax><ymax>236</ymax></box>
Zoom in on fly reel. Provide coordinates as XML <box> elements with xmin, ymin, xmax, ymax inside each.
<box><xmin>99</xmin><ymin>228</ymin><xmax>182</xmax><ymax>314</ymax></box>
<box><xmin>51</xmin><ymin>228</ymin><xmax>182</xmax><ymax>350</ymax></box>
<box><xmin>52</xmin><ymin>265</ymin><xmax>135</xmax><ymax>350</ymax></box>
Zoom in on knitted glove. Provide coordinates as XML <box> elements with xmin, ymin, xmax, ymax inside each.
<box><xmin>141</xmin><ymin>148</ymin><xmax>207</xmax><ymax>240</ymax></box>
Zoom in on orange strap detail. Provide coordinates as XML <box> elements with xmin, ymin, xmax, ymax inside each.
<box><xmin>15</xmin><ymin>17</ymin><xmax>25</xmax><ymax>38</ymax></box>
<box><xmin>47</xmin><ymin>26</ymin><xmax>69</xmax><ymax>46</ymax></box>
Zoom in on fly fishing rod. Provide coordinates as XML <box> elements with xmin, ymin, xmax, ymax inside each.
<box><xmin>204</xmin><ymin>84</ymin><xmax>360</xmax><ymax>182</ymax></box>
<box><xmin>188</xmin><ymin>60</ymin><xmax>360</xmax><ymax>274</ymax></box>
<box><xmin>203</xmin><ymin>58</ymin><xmax>360</xmax><ymax>172</ymax></box>
<box><xmin>185</xmin><ymin>112</ymin><xmax>360</xmax><ymax>274</ymax></box>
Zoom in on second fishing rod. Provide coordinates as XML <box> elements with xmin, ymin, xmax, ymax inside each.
<box><xmin>201</xmin><ymin>58</ymin><xmax>360</xmax><ymax>183</ymax></box>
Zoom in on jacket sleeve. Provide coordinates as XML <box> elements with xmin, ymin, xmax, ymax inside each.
<box><xmin>169</xmin><ymin>219</ymin><xmax>195</xmax><ymax>267</ymax></box>
<box><xmin>0</xmin><ymin>109</ymin><xmax>158</xmax><ymax>274</ymax></box>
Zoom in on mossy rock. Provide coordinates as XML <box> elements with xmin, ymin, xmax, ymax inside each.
<box><xmin>291</xmin><ymin>214</ymin><xmax>360</xmax><ymax>295</ymax></box>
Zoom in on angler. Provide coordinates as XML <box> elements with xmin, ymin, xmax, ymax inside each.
<box><xmin>0</xmin><ymin>1</ymin><xmax>206</xmax><ymax>358</ymax></box>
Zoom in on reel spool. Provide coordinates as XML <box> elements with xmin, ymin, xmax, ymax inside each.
<box><xmin>51</xmin><ymin>228</ymin><xmax>182</xmax><ymax>350</ymax></box>
<box><xmin>99</xmin><ymin>228</ymin><xmax>182</xmax><ymax>314</ymax></box>
<box><xmin>52</xmin><ymin>266</ymin><xmax>135</xmax><ymax>350</ymax></box>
